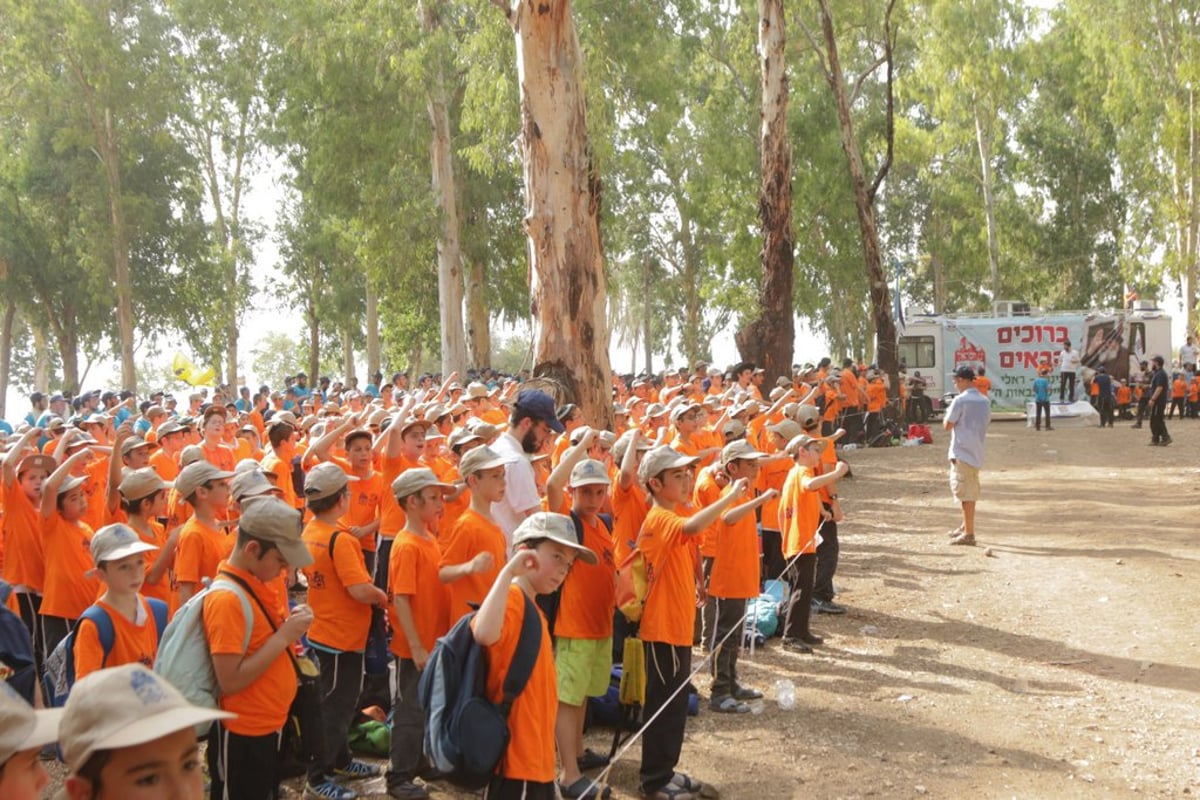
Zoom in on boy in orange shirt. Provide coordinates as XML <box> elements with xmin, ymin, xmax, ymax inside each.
<box><xmin>636</xmin><ymin>446</ymin><xmax>747</xmax><ymax>800</ymax></box>
<box><xmin>778</xmin><ymin>435</ymin><xmax>848</xmax><ymax>653</ymax></box>
<box><xmin>2</xmin><ymin>430</ymin><xmax>55</xmax><ymax>671</ymax></box>
<box><xmin>708</xmin><ymin>442</ymin><xmax>778</xmax><ymax>713</ymax></box>
<box><xmin>387</xmin><ymin>468</ymin><xmax>455</xmax><ymax>800</ymax></box>
<box><xmin>117</xmin><ymin>468</ymin><xmax>178</xmax><ymax>613</ymax></box>
<box><xmin>438</xmin><ymin>446</ymin><xmax>510</xmax><ymax>624</ymax></box>
<box><xmin>39</xmin><ymin>445</ymin><xmax>100</xmax><ymax>655</ymax></box>
<box><xmin>472</xmin><ymin>513</ymin><xmax>597</xmax><ymax>800</ymax></box>
<box><xmin>174</xmin><ymin>461</ymin><xmax>235</xmax><ymax>604</ymax></box>
<box><xmin>203</xmin><ymin>496</ymin><xmax>314</xmax><ymax>800</ymax></box>
<box><xmin>71</xmin><ymin>524</ymin><xmax>164</xmax><ymax>680</ymax></box>
<box><xmin>300</xmin><ymin>462</ymin><xmax>388</xmax><ymax>797</ymax></box>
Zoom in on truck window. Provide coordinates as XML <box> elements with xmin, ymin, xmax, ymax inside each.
<box><xmin>899</xmin><ymin>336</ymin><xmax>936</xmax><ymax>369</ymax></box>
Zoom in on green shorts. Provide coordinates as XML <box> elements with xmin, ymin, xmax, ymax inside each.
<box><xmin>555</xmin><ymin>635</ymin><xmax>613</xmax><ymax>706</ymax></box>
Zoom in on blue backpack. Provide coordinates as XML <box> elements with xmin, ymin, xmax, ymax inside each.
<box><xmin>0</xmin><ymin>582</ymin><xmax>36</xmax><ymax>703</ymax></box>
<box><xmin>43</xmin><ymin>598</ymin><xmax>169</xmax><ymax>707</ymax></box>
<box><xmin>418</xmin><ymin>593</ymin><xmax>542</xmax><ymax>790</ymax></box>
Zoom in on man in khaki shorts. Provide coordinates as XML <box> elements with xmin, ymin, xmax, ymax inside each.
<box><xmin>944</xmin><ymin>366</ymin><xmax>991</xmax><ymax>545</ymax></box>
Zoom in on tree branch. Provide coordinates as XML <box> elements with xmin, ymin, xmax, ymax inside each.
<box><xmin>868</xmin><ymin>0</ymin><xmax>897</xmax><ymax>203</ymax></box>
<box><xmin>849</xmin><ymin>53</ymin><xmax>886</xmax><ymax>106</ymax></box>
<box><xmin>795</xmin><ymin>16</ymin><xmax>831</xmax><ymax>82</ymax></box>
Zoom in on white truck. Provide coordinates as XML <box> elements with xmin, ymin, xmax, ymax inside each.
<box><xmin>898</xmin><ymin>301</ymin><xmax>1173</xmax><ymax>412</ymax></box>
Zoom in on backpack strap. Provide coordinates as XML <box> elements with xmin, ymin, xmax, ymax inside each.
<box><xmin>568</xmin><ymin>511</ymin><xmax>585</xmax><ymax>544</ymax></box>
<box><xmin>209</xmin><ymin>578</ymin><xmax>256</xmax><ymax>655</ymax></box>
<box><xmin>218</xmin><ymin>570</ymin><xmax>301</xmax><ymax>673</ymax></box>
<box><xmin>146</xmin><ymin>598</ymin><xmax>169</xmax><ymax>640</ymax></box>
<box><xmin>498</xmin><ymin>594</ymin><xmax>543</xmax><ymax>716</ymax></box>
<box><xmin>598</xmin><ymin>513</ymin><xmax>613</xmax><ymax>533</ymax></box>
<box><xmin>78</xmin><ymin>605</ymin><xmax>116</xmax><ymax>669</ymax></box>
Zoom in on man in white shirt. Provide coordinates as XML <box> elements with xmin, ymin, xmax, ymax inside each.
<box><xmin>944</xmin><ymin>366</ymin><xmax>991</xmax><ymax>546</ymax></box>
<box><xmin>489</xmin><ymin>388</ymin><xmax>564</xmax><ymax>544</ymax></box>
<box><xmin>1057</xmin><ymin>341</ymin><xmax>1080</xmax><ymax>403</ymax></box>
<box><xmin>1180</xmin><ymin>337</ymin><xmax>1197</xmax><ymax>371</ymax></box>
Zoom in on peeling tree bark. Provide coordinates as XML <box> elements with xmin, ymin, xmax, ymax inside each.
<box><xmin>365</xmin><ymin>279</ymin><xmax>380</xmax><ymax>377</ymax></box>
<box><xmin>464</xmin><ymin>257</ymin><xmax>491</xmax><ymax>368</ymax></box>
<box><xmin>498</xmin><ymin>0</ymin><xmax>613</xmax><ymax>426</ymax></box>
<box><xmin>736</xmin><ymin>0</ymin><xmax>795</xmax><ymax>385</ymax></box>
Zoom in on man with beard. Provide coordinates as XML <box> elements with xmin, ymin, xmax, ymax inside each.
<box><xmin>490</xmin><ymin>389</ymin><xmax>565</xmax><ymax>544</ymax></box>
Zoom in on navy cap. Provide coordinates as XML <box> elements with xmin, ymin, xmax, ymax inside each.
<box><xmin>953</xmin><ymin>366</ymin><xmax>976</xmax><ymax>381</ymax></box>
<box><xmin>515</xmin><ymin>389</ymin><xmax>564</xmax><ymax>433</ymax></box>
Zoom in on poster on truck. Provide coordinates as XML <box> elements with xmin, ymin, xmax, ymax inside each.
<box><xmin>943</xmin><ymin>314</ymin><xmax>1146</xmax><ymax>410</ymax></box>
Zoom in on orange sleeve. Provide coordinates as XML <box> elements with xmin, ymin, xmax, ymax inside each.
<box><xmin>72</xmin><ymin>613</ymin><xmax>107</xmax><ymax>680</ymax></box>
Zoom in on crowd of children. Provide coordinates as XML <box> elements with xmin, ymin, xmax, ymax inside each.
<box><xmin>0</xmin><ymin>360</ymin><xmax>871</xmax><ymax>800</ymax></box>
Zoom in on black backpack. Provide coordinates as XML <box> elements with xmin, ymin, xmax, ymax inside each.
<box><xmin>535</xmin><ymin>511</ymin><xmax>611</xmax><ymax>637</ymax></box>
<box><xmin>418</xmin><ymin>592</ymin><xmax>542</xmax><ymax>790</ymax></box>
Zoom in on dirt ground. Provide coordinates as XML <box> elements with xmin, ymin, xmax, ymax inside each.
<box><xmin>47</xmin><ymin>417</ymin><xmax>1200</xmax><ymax>799</ymax></box>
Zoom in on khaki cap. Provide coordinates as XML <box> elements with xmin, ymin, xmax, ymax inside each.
<box><xmin>156</xmin><ymin>418</ymin><xmax>184</xmax><ymax>436</ymax></box>
<box><xmin>58</xmin><ymin>475</ymin><xmax>87</xmax><ymax>496</ymax></box>
<box><xmin>175</xmin><ymin>461</ymin><xmax>235</xmax><ymax>499</ymax></box>
<box><xmin>391</xmin><ymin>467</ymin><xmax>454</xmax><ymax>502</ymax></box>
<box><xmin>511</xmin><ymin>512</ymin><xmax>597</xmax><ymax>565</ymax></box>
<box><xmin>767</xmin><ymin>419</ymin><xmax>803</xmax><ymax>442</ymax></box>
<box><xmin>720</xmin><ymin>419</ymin><xmax>746</xmax><ymax>440</ymax></box>
<box><xmin>17</xmin><ymin>453</ymin><xmax>56</xmax><ymax>477</ymax></box>
<box><xmin>120</xmin><ymin>437</ymin><xmax>156</xmax><ymax>457</ymax></box>
<box><xmin>119</xmin><ymin>467</ymin><xmax>170</xmax><ymax>499</ymax></box>
<box><xmin>611</xmin><ymin>430</ymin><xmax>652</xmax><ymax>464</ymax></box>
<box><xmin>89</xmin><ymin>523</ymin><xmax>159</xmax><ymax>568</ymax></box>
<box><xmin>59</xmin><ymin>664</ymin><xmax>234</xmax><ymax>773</ymax></box>
<box><xmin>795</xmin><ymin>404</ymin><xmax>821</xmax><ymax>431</ymax></box>
<box><xmin>637</xmin><ymin>446</ymin><xmax>699</xmax><ymax>487</ymax></box>
<box><xmin>230</xmin><ymin>468</ymin><xmax>278</xmax><ymax>502</ymax></box>
<box><xmin>458</xmin><ymin>445</ymin><xmax>511</xmax><ymax>477</ymax></box>
<box><xmin>237</xmin><ymin>496</ymin><xmax>312</xmax><ymax>568</ymax></box>
<box><xmin>447</xmin><ymin>427</ymin><xmax>483</xmax><ymax>451</ymax></box>
<box><xmin>179</xmin><ymin>444</ymin><xmax>206</xmax><ymax>467</ymax></box>
<box><xmin>785</xmin><ymin>433</ymin><xmax>828</xmax><ymax>456</ymax></box>
<box><xmin>645</xmin><ymin>403</ymin><xmax>668</xmax><ymax>419</ymax></box>
<box><xmin>304</xmin><ymin>462</ymin><xmax>356</xmax><ymax>501</ymax></box>
<box><xmin>466</xmin><ymin>381</ymin><xmax>490</xmax><ymax>399</ymax></box>
<box><xmin>0</xmin><ymin>682</ymin><xmax>63</xmax><ymax>767</ymax></box>
<box><xmin>720</xmin><ymin>440</ymin><xmax>768</xmax><ymax>467</ymax></box>
<box><xmin>569</xmin><ymin>458</ymin><xmax>612</xmax><ymax>488</ymax></box>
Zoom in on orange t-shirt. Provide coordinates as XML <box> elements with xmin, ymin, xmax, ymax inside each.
<box><xmin>691</xmin><ymin>467</ymin><xmax>724</xmax><ymax>559</ymax></box>
<box><xmin>301</xmin><ymin>519</ymin><xmax>374</xmax><ymax>652</ymax></box>
<box><xmin>387</xmin><ymin>530</ymin><xmax>449</xmax><ymax>658</ymax></box>
<box><xmin>1172</xmin><ymin>378</ymin><xmax>1187</xmax><ymax>399</ymax></box>
<box><xmin>708</xmin><ymin>484</ymin><xmax>760</xmax><ymax>599</ymax></box>
<box><xmin>482</xmin><ymin>408</ymin><xmax>508</xmax><ymax>427</ymax></box>
<box><xmin>260</xmin><ymin>452</ymin><xmax>300</xmax><ymax>510</ymax></box>
<box><xmin>1116</xmin><ymin>385</ymin><xmax>1132</xmax><ymax>404</ymax></box>
<box><xmin>379</xmin><ymin>455</ymin><xmax>419</xmax><ymax>537</ymax></box>
<box><xmin>175</xmin><ymin>517</ymin><xmax>233</xmax><ymax>591</ymax></box>
<box><xmin>975</xmin><ymin>375</ymin><xmax>992</xmax><ymax>396</ymax></box>
<box><xmin>429</xmin><ymin>459</ymin><xmax>469</xmax><ymax>535</ymax></box>
<box><xmin>82</xmin><ymin>459</ymin><xmax>108</xmax><ymax>531</ymax></box>
<box><xmin>439</xmin><ymin>507</ymin><xmax>506</xmax><ymax>624</ymax></box>
<box><xmin>554</xmin><ymin>514</ymin><xmax>616</xmax><ymax>640</ymax></box>
<box><xmin>337</xmin><ymin>465</ymin><xmax>383</xmax><ymax>555</ymax></box>
<box><xmin>149</xmin><ymin>449</ymin><xmax>178</xmax><ymax>483</ymax></box>
<box><xmin>73</xmin><ymin>596</ymin><xmax>160</xmax><ymax>679</ymax></box>
<box><xmin>839</xmin><ymin>371</ymin><xmax>861</xmax><ymax>408</ymax></box>
<box><xmin>550</xmin><ymin>433</ymin><xmax>571</xmax><ymax>469</ymax></box>
<box><xmin>822</xmin><ymin>388</ymin><xmax>840</xmax><ymax>422</ymax></box>
<box><xmin>202</xmin><ymin>562</ymin><xmax>296</xmax><ymax>736</ymax></box>
<box><xmin>780</xmin><ymin>466</ymin><xmax>821</xmax><ymax>557</ymax></box>
<box><xmin>203</xmin><ymin>442</ymin><xmax>237</xmax><ymax>473</ymax></box>
<box><xmin>40</xmin><ymin>513</ymin><xmax>99</xmax><ymax>619</ymax></box>
<box><xmin>757</xmin><ymin>456</ymin><xmax>789</xmax><ymax>533</ymax></box>
<box><xmin>471</xmin><ymin>584</ymin><xmax>556</xmax><ymax>782</ymax></box>
<box><xmin>867</xmin><ymin>380</ymin><xmax>888</xmax><ymax>412</ymax></box>
<box><xmin>2</xmin><ymin>482</ymin><xmax>44</xmax><ymax>591</ymax></box>
<box><xmin>637</xmin><ymin>505</ymin><xmax>695</xmax><ymax>647</ymax></box>
<box><xmin>610</xmin><ymin>478</ymin><xmax>648</xmax><ymax>565</ymax></box>
<box><xmin>133</xmin><ymin>520</ymin><xmax>175</xmax><ymax>611</ymax></box>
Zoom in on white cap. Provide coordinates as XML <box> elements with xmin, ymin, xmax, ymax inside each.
<box><xmin>59</xmin><ymin>664</ymin><xmax>234</xmax><ymax>773</ymax></box>
<box><xmin>89</xmin><ymin>523</ymin><xmax>159</xmax><ymax>568</ymax></box>
<box><xmin>511</xmin><ymin>512</ymin><xmax>598</xmax><ymax>565</ymax></box>
<box><xmin>569</xmin><ymin>459</ymin><xmax>612</xmax><ymax>488</ymax></box>
<box><xmin>458</xmin><ymin>445</ymin><xmax>512</xmax><ymax>477</ymax></box>
<box><xmin>637</xmin><ymin>446</ymin><xmax>699</xmax><ymax>487</ymax></box>
<box><xmin>0</xmin><ymin>682</ymin><xmax>62</xmax><ymax>766</ymax></box>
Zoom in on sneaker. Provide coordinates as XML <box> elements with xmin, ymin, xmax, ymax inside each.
<box><xmin>305</xmin><ymin>780</ymin><xmax>358</xmax><ymax>800</ymax></box>
<box><xmin>733</xmin><ymin>685</ymin><xmax>763</xmax><ymax>701</ymax></box>
<box><xmin>333</xmin><ymin>760</ymin><xmax>383</xmax><ymax>781</ymax></box>
<box><xmin>948</xmin><ymin>533</ymin><xmax>976</xmax><ymax>546</ymax></box>
<box><xmin>577</xmin><ymin>748</ymin><xmax>611</xmax><ymax>771</ymax></box>
<box><xmin>813</xmin><ymin>599</ymin><xmax>847</xmax><ymax>615</ymax></box>
<box><xmin>799</xmin><ymin>633</ymin><xmax>824</xmax><ymax>645</ymax></box>
<box><xmin>781</xmin><ymin>638</ymin><xmax>813</xmax><ymax>654</ymax></box>
<box><xmin>387</xmin><ymin>782</ymin><xmax>431</xmax><ymax>800</ymax></box>
<box><xmin>1161</xmin><ymin>437</ymin><xmax>1173</xmax><ymax>446</ymax></box>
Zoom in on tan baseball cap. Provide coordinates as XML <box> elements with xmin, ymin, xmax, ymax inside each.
<box><xmin>236</xmin><ymin>496</ymin><xmax>312</xmax><ymax>568</ymax></box>
<box><xmin>118</xmin><ymin>467</ymin><xmax>170</xmax><ymax>500</ymax></box>
<box><xmin>57</xmin><ymin>474</ymin><xmax>87</xmax><ymax>495</ymax></box>
<box><xmin>645</xmin><ymin>402</ymin><xmax>668</xmax><ymax>419</ymax></box>
<box><xmin>156</xmin><ymin>418</ymin><xmax>184</xmax><ymax>437</ymax></box>
<box><xmin>511</xmin><ymin>512</ymin><xmax>597</xmax><ymax>565</ymax></box>
<box><xmin>178</xmin><ymin>444</ymin><xmax>206</xmax><ymax>467</ymax></box>
<box><xmin>611</xmin><ymin>430</ymin><xmax>652</xmax><ymax>464</ymax></box>
<box><xmin>569</xmin><ymin>458</ymin><xmax>611</xmax><ymax>488</ymax></box>
<box><xmin>720</xmin><ymin>440</ymin><xmax>769</xmax><ymax>467</ymax></box>
<box><xmin>175</xmin><ymin>461</ymin><xmax>235</xmax><ymax>499</ymax></box>
<box><xmin>466</xmin><ymin>381</ymin><xmax>490</xmax><ymax>399</ymax></box>
<box><xmin>670</xmin><ymin>402</ymin><xmax>701</xmax><ymax>423</ymax></box>
<box><xmin>391</xmin><ymin>467</ymin><xmax>453</xmax><ymax>502</ymax></box>
<box><xmin>458</xmin><ymin>445</ymin><xmax>511</xmax><ymax>477</ymax></box>
<box><xmin>89</xmin><ymin>523</ymin><xmax>159</xmax><ymax>568</ymax></box>
<box><xmin>17</xmin><ymin>453</ymin><xmax>56</xmax><ymax>477</ymax></box>
<box><xmin>795</xmin><ymin>404</ymin><xmax>821</xmax><ymax>431</ymax></box>
<box><xmin>304</xmin><ymin>462</ymin><xmax>356</xmax><ymax>501</ymax></box>
<box><xmin>767</xmin><ymin>419</ymin><xmax>803</xmax><ymax>442</ymax></box>
<box><xmin>637</xmin><ymin>446</ymin><xmax>699</xmax><ymax>487</ymax></box>
<box><xmin>397</xmin><ymin>416</ymin><xmax>431</xmax><ymax>437</ymax></box>
<box><xmin>786</xmin><ymin>433</ymin><xmax>828</xmax><ymax>456</ymax></box>
<box><xmin>447</xmin><ymin>427</ymin><xmax>483</xmax><ymax>451</ymax></box>
<box><xmin>120</xmin><ymin>437</ymin><xmax>156</xmax><ymax>457</ymax></box>
<box><xmin>59</xmin><ymin>664</ymin><xmax>234</xmax><ymax>773</ymax></box>
<box><xmin>230</xmin><ymin>468</ymin><xmax>278</xmax><ymax>502</ymax></box>
<box><xmin>0</xmin><ymin>681</ymin><xmax>62</xmax><ymax>767</ymax></box>
<box><xmin>721</xmin><ymin>419</ymin><xmax>746</xmax><ymax>440</ymax></box>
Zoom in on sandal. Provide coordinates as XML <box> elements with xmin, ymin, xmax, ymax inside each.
<box><xmin>709</xmin><ymin>695</ymin><xmax>751</xmax><ymax>714</ymax></box>
<box><xmin>948</xmin><ymin>533</ymin><xmax>976</xmax><ymax>546</ymax></box>
<box><xmin>577</xmin><ymin>748</ymin><xmax>611</xmax><ymax>771</ymax></box>
<box><xmin>561</xmin><ymin>776</ymin><xmax>612</xmax><ymax>799</ymax></box>
<box><xmin>671</xmin><ymin>773</ymin><xmax>719</xmax><ymax>799</ymax></box>
<box><xmin>639</xmin><ymin>783</ymin><xmax>695</xmax><ymax>800</ymax></box>
<box><xmin>733</xmin><ymin>686</ymin><xmax>763</xmax><ymax>701</ymax></box>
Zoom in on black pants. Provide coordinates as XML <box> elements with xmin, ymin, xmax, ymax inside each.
<box><xmin>209</xmin><ymin>722</ymin><xmax>283</xmax><ymax>800</ymax></box>
<box><xmin>484</xmin><ymin>778</ymin><xmax>556</xmax><ymax>800</ymax></box>
<box><xmin>1098</xmin><ymin>396</ymin><xmax>1115</xmax><ymax>427</ymax></box>
<box><xmin>388</xmin><ymin>657</ymin><xmax>426</xmax><ymax>788</ymax></box>
<box><xmin>40</xmin><ymin>615</ymin><xmax>72</xmax><ymax>657</ymax></box>
<box><xmin>1150</xmin><ymin>401</ymin><xmax>1169</xmax><ymax>443</ymax></box>
<box><xmin>709</xmin><ymin>597</ymin><xmax>746</xmax><ymax>699</ymax></box>
<box><xmin>782</xmin><ymin>553</ymin><xmax>817</xmax><ymax>640</ymax></box>
<box><xmin>374</xmin><ymin>537</ymin><xmax>394</xmax><ymax>591</ymax></box>
<box><xmin>309</xmin><ymin>648</ymin><xmax>364</xmax><ymax>782</ymax></box>
<box><xmin>760</xmin><ymin>529</ymin><xmax>786</xmax><ymax>584</ymax></box>
<box><xmin>639</xmin><ymin>642</ymin><xmax>691</xmax><ymax>795</ymax></box>
<box><xmin>1168</xmin><ymin>397</ymin><xmax>1184</xmax><ymax>419</ymax></box>
<box><xmin>1136</xmin><ymin>394</ymin><xmax>1149</xmax><ymax>423</ymax></box>
<box><xmin>15</xmin><ymin>592</ymin><xmax>44</xmax><ymax>676</ymax></box>
<box><xmin>813</xmin><ymin>510</ymin><xmax>839</xmax><ymax>603</ymax></box>
<box><xmin>1035</xmin><ymin>401</ymin><xmax>1051</xmax><ymax>429</ymax></box>
<box><xmin>1060</xmin><ymin>372</ymin><xmax>1076</xmax><ymax>402</ymax></box>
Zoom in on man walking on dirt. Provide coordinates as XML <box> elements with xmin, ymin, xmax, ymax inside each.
<box><xmin>944</xmin><ymin>366</ymin><xmax>990</xmax><ymax>546</ymax></box>
<box><xmin>1147</xmin><ymin>354</ymin><xmax>1172</xmax><ymax>447</ymax></box>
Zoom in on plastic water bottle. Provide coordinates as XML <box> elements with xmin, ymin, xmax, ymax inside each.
<box><xmin>774</xmin><ymin>679</ymin><xmax>796</xmax><ymax>710</ymax></box>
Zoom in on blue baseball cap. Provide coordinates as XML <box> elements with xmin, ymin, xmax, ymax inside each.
<box><xmin>515</xmin><ymin>389</ymin><xmax>564</xmax><ymax>433</ymax></box>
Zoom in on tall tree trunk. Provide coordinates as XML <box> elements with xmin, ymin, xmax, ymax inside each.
<box><xmin>498</xmin><ymin>0</ymin><xmax>614</xmax><ymax>427</ymax></box>
<box><xmin>975</xmin><ymin>104</ymin><xmax>1002</xmax><ymax>301</ymax></box>
<box><xmin>736</xmin><ymin>0</ymin><xmax>795</xmax><ymax>386</ymax></box>
<box><xmin>932</xmin><ymin>250</ymin><xmax>946</xmax><ymax>314</ymax></box>
<box><xmin>817</xmin><ymin>0</ymin><xmax>899</xmax><ymax>395</ymax></box>
<box><xmin>1185</xmin><ymin>85</ymin><xmax>1199</xmax><ymax>334</ymax></box>
<box><xmin>31</xmin><ymin>321</ymin><xmax>51</xmax><ymax>392</ymax></box>
<box><xmin>422</xmin><ymin>1</ymin><xmax>469</xmax><ymax>378</ymax></box>
<box><xmin>102</xmin><ymin>108</ymin><xmax>137</xmax><ymax>391</ymax></box>
<box><xmin>341</xmin><ymin>326</ymin><xmax>357</xmax><ymax>385</ymax></box>
<box><xmin>307</xmin><ymin>259</ymin><xmax>320</xmax><ymax>385</ymax></box>
<box><xmin>365</xmin><ymin>279</ymin><xmax>381</xmax><ymax>378</ymax></box>
<box><xmin>641</xmin><ymin>252</ymin><xmax>652</xmax><ymax>376</ymax></box>
<box><xmin>464</xmin><ymin>257</ymin><xmax>491</xmax><ymax>369</ymax></box>
<box><xmin>678</xmin><ymin>201</ymin><xmax>702</xmax><ymax>369</ymax></box>
<box><xmin>0</xmin><ymin>301</ymin><xmax>15</xmax><ymax>418</ymax></box>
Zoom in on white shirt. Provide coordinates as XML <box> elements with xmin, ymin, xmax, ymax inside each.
<box><xmin>1180</xmin><ymin>344</ymin><xmax>1197</xmax><ymax>366</ymax></box>
<box><xmin>1058</xmin><ymin>348</ymin><xmax>1080</xmax><ymax>373</ymax></box>
<box><xmin>946</xmin><ymin>387</ymin><xmax>991</xmax><ymax>469</ymax></box>
<box><xmin>490</xmin><ymin>431</ymin><xmax>540</xmax><ymax>548</ymax></box>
